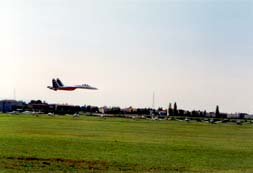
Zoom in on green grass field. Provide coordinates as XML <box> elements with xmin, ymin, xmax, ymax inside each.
<box><xmin>0</xmin><ymin>114</ymin><xmax>253</xmax><ymax>172</ymax></box>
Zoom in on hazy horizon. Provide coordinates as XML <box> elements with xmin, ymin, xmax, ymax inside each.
<box><xmin>1</xmin><ymin>0</ymin><xmax>253</xmax><ymax>113</ymax></box>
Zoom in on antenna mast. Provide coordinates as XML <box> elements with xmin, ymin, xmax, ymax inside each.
<box><xmin>13</xmin><ymin>88</ymin><xmax>16</xmax><ymax>100</ymax></box>
<box><xmin>152</xmin><ymin>91</ymin><xmax>155</xmax><ymax>109</ymax></box>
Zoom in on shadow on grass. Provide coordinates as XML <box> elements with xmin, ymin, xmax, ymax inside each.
<box><xmin>0</xmin><ymin>156</ymin><xmax>189</xmax><ymax>173</ymax></box>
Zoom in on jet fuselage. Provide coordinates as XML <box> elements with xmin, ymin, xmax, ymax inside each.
<box><xmin>47</xmin><ymin>79</ymin><xmax>98</xmax><ymax>91</ymax></box>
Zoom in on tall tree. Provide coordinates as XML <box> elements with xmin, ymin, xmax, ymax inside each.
<box><xmin>174</xmin><ymin>102</ymin><xmax>178</xmax><ymax>116</ymax></box>
<box><xmin>168</xmin><ymin>103</ymin><xmax>173</xmax><ymax>116</ymax></box>
<box><xmin>203</xmin><ymin>110</ymin><xmax>207</xmax><ymax>117</ymax></box>
<box><xmin>215</xmin><ymin>105</ymin><xmax>220</xmax><ymax>118</ymax></box>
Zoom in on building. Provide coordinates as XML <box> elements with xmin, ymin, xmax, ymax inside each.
<box><xmin>28</xmin><ymin>103</ymin><xmax>50</xmax><ymax>113</ymax></box>
<box><xmin>244</xmin><ymin>114</ymin><xmax>253</xmax><ymax>119</ymax></box>
<box><xmin>52</xmin><ymin>104</ymin><xmax>81</xmax><ymax>115</ymax></box>
<box><xmin>0</xmin><ymin>100</ymin><xmax>24</xmax><ymax>113</ymax></box>
<box><xmin>99</xmin><ymin>106</ymin><xmax>109</xmax><ymax>114</ymax></box>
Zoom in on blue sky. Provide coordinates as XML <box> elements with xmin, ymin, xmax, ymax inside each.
<box><xmin>0</xmin><ymin>0</ymin><xmax>253</xmax><ymax>113</ymax></box>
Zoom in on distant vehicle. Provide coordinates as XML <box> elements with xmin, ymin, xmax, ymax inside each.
<box><xmin>48</xmin><ymin>112</ymin><xmax>54</xmax><ymax>116</ymax></box>
<box><xmin>48</xmin><ymin>78</ymin><xmax>98</xmax><ymax>91</ymax></box>
<box><xmin>9</xmin><ymin>111</ymin><xmax>18</xmax><ymax>114</ymax></box>
<box><xmin>22</xmin><ymin>111</ymin><xmax>32</xmax><ymax>114</ymax></box>
<box><xmin>73</xmin><ymin>113</ymin><xmax>80</xmax><ymax>118</ymax></box>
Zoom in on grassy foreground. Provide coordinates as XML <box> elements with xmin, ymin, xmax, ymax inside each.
<box><xmin>0</xmin><ymin>114</ymin><xmax>253</xmax><ymax>172</ymax></box>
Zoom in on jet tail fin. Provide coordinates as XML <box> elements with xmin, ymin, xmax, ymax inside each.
<box><xmin>52</xmin><ymin>79</ymin><xmax>59</xmax><ymax>88</ymax></box>
<box><xmin>56</xmin><ymin>78</ymin><xmax>64</xmax><ymax>87</ymax></box>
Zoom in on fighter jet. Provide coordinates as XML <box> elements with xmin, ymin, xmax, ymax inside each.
<box><xmin>47</xmin><ymin>78</ymin><xmax>98</xmax><ymax>91</ymax></box>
